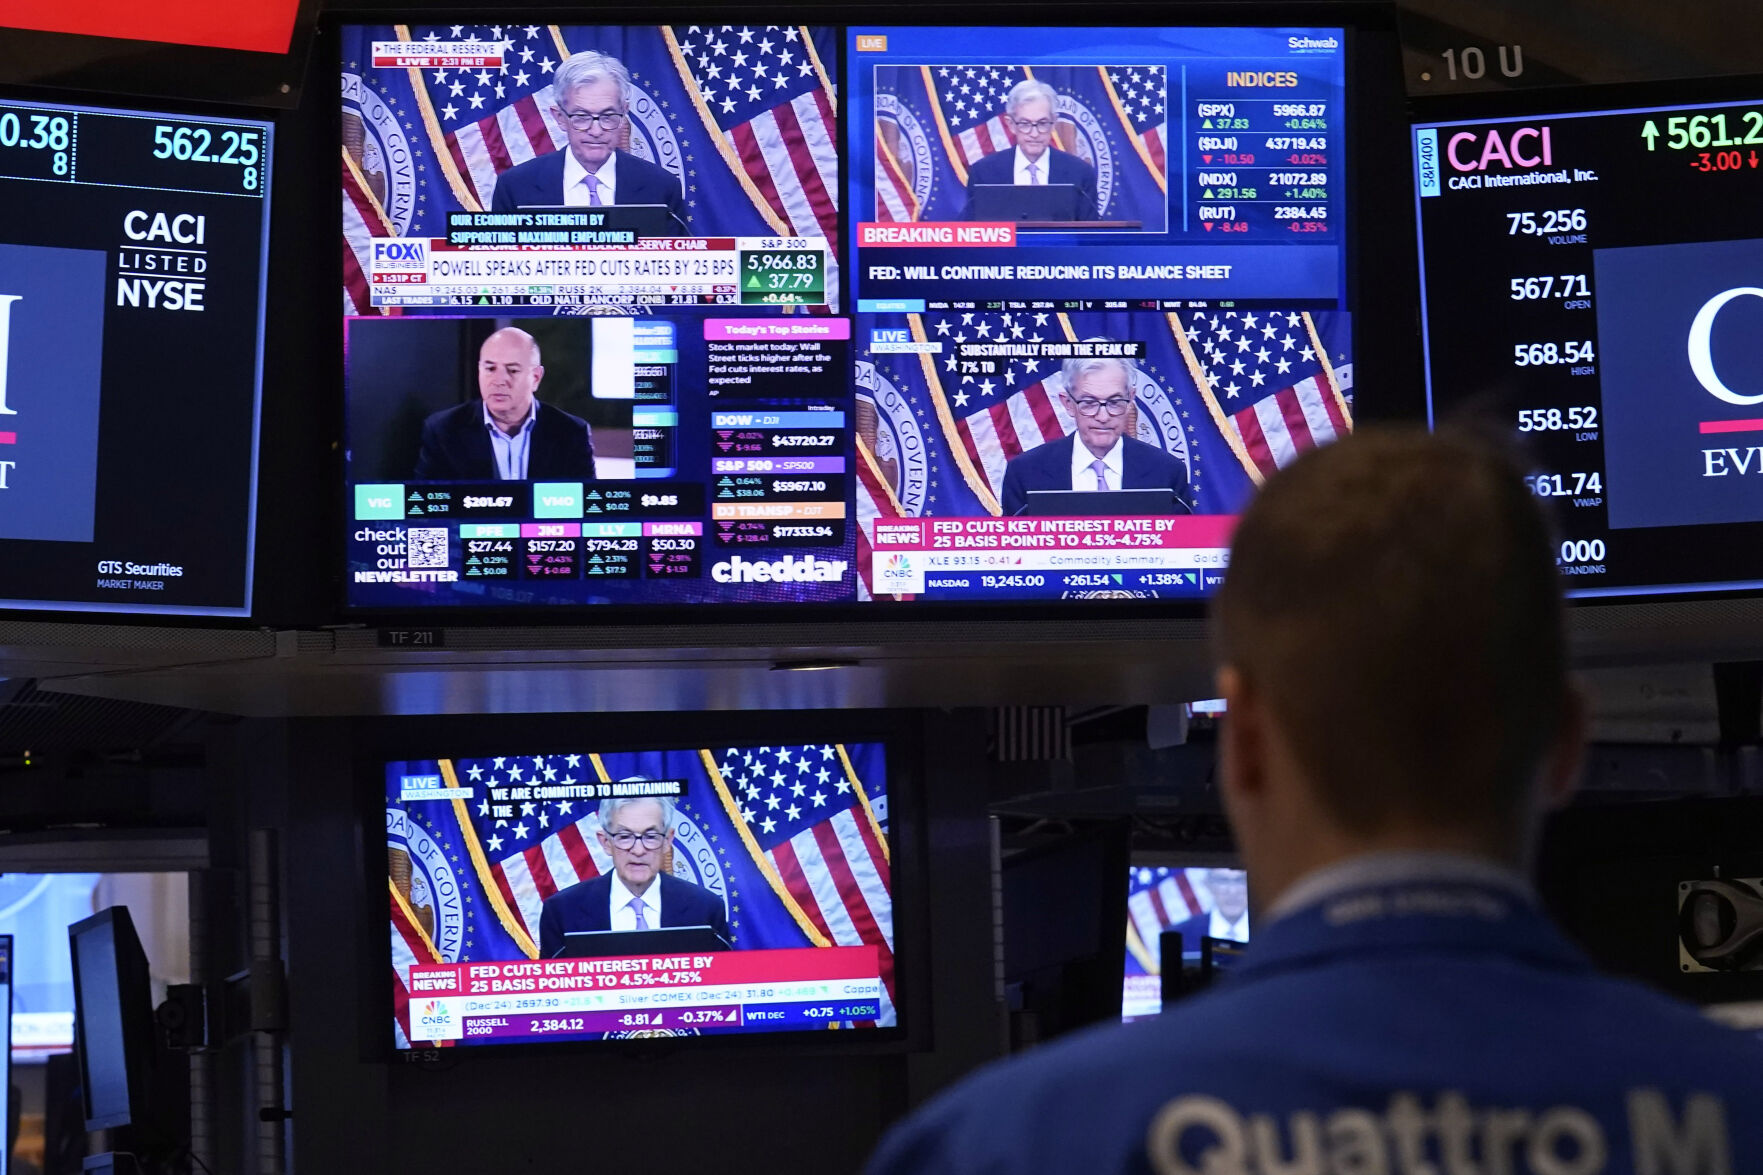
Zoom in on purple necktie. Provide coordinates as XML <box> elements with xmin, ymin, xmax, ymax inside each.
<box><xmin>1089</xmin><ymin>458</ymin><xmax>1109</xmax><ymax>491</ymax></box>
<box><xmin>629</xmin><ymin>895</ymin><xmax>649</xmax><ymax>930</ymax></box>
<box><xmin>584</xmin><ymin>172</ymin><xmax>604</xmax><ymax>206</ymax></box>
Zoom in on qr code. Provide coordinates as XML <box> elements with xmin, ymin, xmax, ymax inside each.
<box><xmin>407</xmin><ymin>528</ymin><xmax>450</xmax><ymax>569</ymax></box>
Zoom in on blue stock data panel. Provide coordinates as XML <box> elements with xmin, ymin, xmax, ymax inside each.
<box><xmin>1414</xmin><ymin>97</ymin><xmax>1763</xmax><ymax>599</ymax></box>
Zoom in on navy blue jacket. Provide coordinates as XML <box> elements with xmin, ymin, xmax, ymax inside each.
<box><xmin>961</xmin><ymin>146</ymin><xmax>1099</xmax><ymax>221</ymax></box>
<box><xmin>538</xmin><ymin>872</ymin><xmax>730</xmax><ymax>959</ymax></box>
<box><xmin>489</xmin><ymin>148</ymin><xmax>687</xmax><ymax>230</ymax></box>
<box><xmin>869</xmin><ymin>873</ymin><xmax>1763</xmax><ymax>1174</ymax></box>
<box><xmin>1000</xmin><ymin>435</ymin><xmax>1192</xmax><ymax>516</ymax></box>
<box><xmin>413</xmin><ymin>401</ymin><xmax>595</xmax><ymax>482</ymax></box>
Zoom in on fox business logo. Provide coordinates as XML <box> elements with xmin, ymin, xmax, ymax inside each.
<box><xmin>371</xmin><ymin>238</ymin><xmax>428</xmax><ymax>270</ymax></box>
<box><xmin>711</xmin><ymin>554</ymin><xmax>849</xmax><ymax>584</ymax></box>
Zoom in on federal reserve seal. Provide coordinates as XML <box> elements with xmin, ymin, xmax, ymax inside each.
<box><xmin>343</xmin><ymin>73</ymin><xmax>420</xmax><ymax>235</ymax></box>
<box><xmin>1056</xmin><ymin>94</ymin><xmax>1117</xmax><ymax>216</ymax></box>
<box><xmin>876</xmin><ymin>90</ymin><xmax>936</xmax><ymax>219</ymax></box>
<box><xmin>856</xmin><ymin>360</ymin><xmax>931</xmax><ymax>517</ymax></box>
<box><xmin>388</xmin><ymin>807</ymin><xmax>466</xmax><ymax>962</ymax></box>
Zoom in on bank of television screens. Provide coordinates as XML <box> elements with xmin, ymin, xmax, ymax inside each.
<box><xmin>1123</xmin><ymin>865</ymin><xmax>1248</xmax><ymax>1021</ymax></box>
<box><xmin>1413</xmin><ymin>97</ymin><xmax>1763</xmax><ymax>598</ymax></box>
<box><xmin>387</xmin><ymin>742</ymin><xmax>894</xmax><ymax>1047</ymax></box>
<box><xmin>342</xmin><ymin>23</ymin><xmax>1353</xmax><ymax>609</ymax></box>
<box><xmin>0</xmin><ymin>96</ymin><xmax>271</xmax><ymax>615</ymax></box>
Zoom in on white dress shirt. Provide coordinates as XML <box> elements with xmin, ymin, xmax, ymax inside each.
<box><xmin>563</xmin><ymin>149</ymin><xmax>618</xmax><ymax>206</ymax></box>
<box><xmin>483</xmin><ymin>400</ymin><xmax>537</xmax><ymax>480</ymax></box>
<box><xmin>1013</xmin><ymin>146</ymin><xmax>1052</xmax><ymax>186</ymax></box>
<box><xmin>1070</xmin><ymin>436</ymin><xmax>1125</xmax><ymax>492</ymax></box>
<box><xmin>609</xmin><ymin>871</ymin><xmax>662</xmax><ymax>931</ymax></box>
<box><xmin>1207</xmin><ymin>907</ymin><xmax>1249</xmax><ymax>942</ymax></box>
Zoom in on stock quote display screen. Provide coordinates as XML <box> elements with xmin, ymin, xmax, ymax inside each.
<box><xmin>1415</xmin><ymin>100</ymin><xmax>1763</xmax><ymax>598</ymax></box>
<box><xmin>0</xmin><ymin>97</ymin><xmax>270</xmax><ymax>615</ymax></box>
<box><xmin>342</xmin><ymin>23</ymin><xmax>1352</xmax><ymax>609</ymax></box>
<box><xmin>388</xmin><ymin>743</ymin><xmax>894</xmax><ymax>1047</ymax></box>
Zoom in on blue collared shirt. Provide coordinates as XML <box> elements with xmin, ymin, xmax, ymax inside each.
<box><xmin>484</xmin><ymin>400</ymin><xmax>537</xmax><ymax>480</ymax></box>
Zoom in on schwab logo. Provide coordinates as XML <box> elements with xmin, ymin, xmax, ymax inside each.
<box><xmin>1688</xmin><ymin>286</ymin><xmax>1763</xmax><ymax>407</ymax></box>
<box><xmin>1287</xmin><ymin>35</ymin><xmax>1339</xmax><ymax>50</ymax></box>
<box><xmin>711</xmin><ymin>554</ymin><xmax>849</xmax><ymax>583</ymax></box>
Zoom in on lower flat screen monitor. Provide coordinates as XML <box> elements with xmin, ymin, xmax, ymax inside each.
<box><xmin>68</xmin><ymin>908</ymin><xmax>152</xmax><ymax>1131</ymax></box>
<box><xmin>387</xmin><ymin>742</ymin><xmax>895</xmax><ymax>1047</ymax></box>
<box><xmin>1413</xmin><ymin>91</ymin><xmax>1763</xmax><ymax>598</ymax></box>
<box><xmin>1123</xmin><ymin>864</ymin><xmax>1248</xmax><ymax>1021</ymax></box>
<box><xmin>341</xmin><ymin>20</ymin><xmax>1359</xmax><ymax>611</ymax></box>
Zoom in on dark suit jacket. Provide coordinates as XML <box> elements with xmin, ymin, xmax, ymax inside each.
<box><xmin>538</xmin><ymin>872</ymin><xmax>731</xmax><ymax>959</ymax></box>
<box><xmin>489</xmin><ymin>148</ymin><xmax>688</xmax><ymax>230</ymax></box>
<box><xmin>999</xmin><ymin>434</ymin><xmax>1191</xmax><ymax>516</ymax></box>
<box><xmin>961</xmin><ymin>146</ymin><xmax>1099</xmax><ymax>221</ymax></box>
<box><xmin>413</xmin><ymin>401</ymin><xmax>596</xmax><ymax>482</ymax></box>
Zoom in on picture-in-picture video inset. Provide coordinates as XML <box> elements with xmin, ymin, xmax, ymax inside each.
<box><xmin>388</xmin><ymin>743</ymin><xmax>894</xmax><ymax>1047</ymax></box>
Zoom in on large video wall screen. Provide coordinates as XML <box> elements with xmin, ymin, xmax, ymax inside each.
<box><xmin>342</xmin><ymin>23</ymin><xmax>1352</xmax><ymax>610</ymax></box>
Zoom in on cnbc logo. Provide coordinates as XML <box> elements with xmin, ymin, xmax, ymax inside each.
<box><xmin>710</xmin><ymin>554</ymin><xmax>848</xmax><ymax>583</ymax></box>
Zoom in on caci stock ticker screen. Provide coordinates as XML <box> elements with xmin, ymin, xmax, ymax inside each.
<box><xmin>342</xmin><ymin>23</ymin><xmax>1354</xmax><ymax>610</ymax></box>
<box><xmin>1415</xmin><ymin>98</ymin><xmax>1763</xmax><ymax>598</ymax></box>
<box><xmin>0</xmin><ymin>97</ymin><xmax>271</xmax><ymax>615</ymax></box>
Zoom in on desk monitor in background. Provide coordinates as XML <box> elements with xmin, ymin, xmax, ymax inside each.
<box><xmin>1124</xmin><ymin>864</ymin><xmax>1250</xmax><ymax>1021</ymax></box>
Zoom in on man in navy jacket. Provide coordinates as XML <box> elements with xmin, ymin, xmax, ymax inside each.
<box><xmin>413</xmin><ymin>327</ymin><xmax>595</xmax><ymax>482</ymax></box>
<box><xmin>961</xmin><ymin>79</ymin><xmax>1098</xmax><ymax>222</ymax></box>
<box><xmin>869</xmin><ymin>428</ymin><xmax>1763</xmax><ymax>1175</ymax></box>
<box><xmin>489</xmin><ymin>50</ymin><xmax>687</xmax><ymax>232</ymax></box>
<box><xmin>538</xmin><ymin>795</ymin><xmax>729</xmax><ymax>959</ymax></box>
<box><xmin>1000</xmin><ymin>355</ymin><xmax>1190</xmax><ymax>516</ymax></box>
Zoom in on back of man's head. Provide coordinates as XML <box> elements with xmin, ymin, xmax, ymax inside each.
<box><xmin>1214</xmin><ymin>427</ymin><xmax>1569</xmax><ymax>848</ymax></box>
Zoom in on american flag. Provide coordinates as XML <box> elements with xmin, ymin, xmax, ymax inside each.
<box><xmin>343</xmin><ymin>154</ymin><xmax>398</xmax><ymax>317</ymax></box>
<box><xmin>854</xmin><ymin>432</ymin><xmax>907</xmax><ymax>601</ymax></box>
<box><xmin>405</xmin><ymin>23</ymin><xmax>570</xmax><ymax>212</ymax></box>
<box><xmin>1127</xmin><ymin>867</ymin><xmax>1205</xmax><ymax>972</ymax></box>
<box><xmin>933</xmin><ymin>308</ymin><xmax>1080</xmax><ymax>512</ymax></box>
<box><xmin>453</xmin><ymin>753</ymin><xmax>617</xmax><ymax>956</ymax></box>
<box><xmin>1103</xmin><ymin>66</ymin><xmax>1167</xmax><ymax>182</ymax></box>
<box><xmin>874</xmin><ymin>117</ymin><xmax>919</xmax><ymax>223</ymax></box>
<box><xmin>1173</xmin><ymin>310</ymin><xmax>1351</xmax><ymax>481</ymax></box>
<box><xmin>707</xmin><ymin>744</ymin><xmax>896</xmax><ymax>1025</ymax></box>
<box><xmin>926</xmin><ymin>63</ymin><xmax>1028</xmax><ymax>172</ymax></box>
<box><xmin>390</xmin><ymin>881</ymin><xmax>445</xmax><ymax>1047</ymax></box>
<box><xmin>667</xmin><ymin>24</ymin><xmax>839</xmax><ymax>245</ymax></box>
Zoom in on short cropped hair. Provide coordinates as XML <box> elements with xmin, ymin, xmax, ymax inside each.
<box><xmin>1006</xmin><ymin>79</ymin><xmax>1059</xmax><ymax>116</ymax></box>
<box><xmin>1214</xmin><ymin>427</ymin><xmax>1568</xmax><ymax>843</ymax></box>
<box><xmin>555</xmin><ymin>50</ymin><xmax>633</xmax><ymax>107</ymax></box>
<box><xmin>1061</xmin><ymin>354</ymin><xmax>1137</xmax><ymax>395</ymax></box>
<box><xmin>598</xmin><ymin>792</ymin><xmax>676</xmax><ymax>831</ymax></box>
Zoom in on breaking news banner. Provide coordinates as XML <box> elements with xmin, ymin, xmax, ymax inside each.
<box><xmin>388</xmin><ymin>742</ymin><xmax>895</xmax><ymax>1046</ymax></box>
<box><xmin>342</xmin><ymin>22</ymin><xmax>840</xmax><ymax>315</ymax></box>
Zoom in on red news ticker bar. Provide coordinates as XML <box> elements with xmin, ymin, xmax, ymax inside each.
<box><xmin>1699</xmin><ymin>418</ymin><xmax>1763</xmax><ymax>435</ymax></box>
<box><xmin>0</xmin><ymin>434</ymin><xmax>14</xmax><ymax>445</ymax></box>
<box><xmin>408</xmin><ymin>945</ymin><xmax>880</xmax><ymax>996</ymax></box>
<box><xmin>858</xmin><ymin>221</ymin><xmax>1016</xmax><ymax>247</ymax></box>
<box><xmin>2</xmin><ymin>0</ymin><xmax>300</xmax><ymax>54</ymax></box>
<box><xmin>871</xmin><ymin>514</ymin><xmax>1239</xmax><ymax>549</ymax></box>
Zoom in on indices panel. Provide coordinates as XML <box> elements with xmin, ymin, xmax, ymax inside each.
<box><xmin>1414</xmin><ymin>98</ymin><xmax>1763</xmax><ymax>598</ymax></box>
<box><xmin>0</xmin><ymin>96</ymin><xmax>271</xmax><ymax>616</ymax></box>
